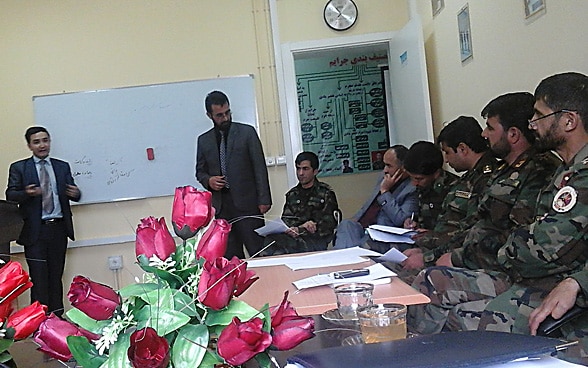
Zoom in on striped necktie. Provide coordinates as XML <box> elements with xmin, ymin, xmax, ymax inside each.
<box><xmin>39</xmin><ymin>160</ymin><xmax>54</xmax><ymax>213</ymax></box>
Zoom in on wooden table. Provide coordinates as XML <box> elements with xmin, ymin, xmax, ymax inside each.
<box><xmin>239</xmin><ymin>257</ymin><xmax>430</xmax><ymax>316</ymax></box>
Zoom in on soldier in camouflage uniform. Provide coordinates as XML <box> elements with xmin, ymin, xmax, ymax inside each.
<box><xmin>402</xmin><ymin>117</ymin><xmax>499</xmax><ymax>273</ymax></box>
<box><xmin>476</xmin><ymin>73</ymin><xmax>588</xmax><ymax>362</ymax></box>
<box><xmin>261</xmin><ymin>151</ymin><xmax>339</xmax><ymax>255</ymax></box>
<box><xmin>407</xmin><ymin>92</ymin><xmax>561</xmax><ymax>335</ymax></box>
<box><xmin>403</xmin><ymin>141</ymin><xmax>459</xmax><ymax>231</ymax></box>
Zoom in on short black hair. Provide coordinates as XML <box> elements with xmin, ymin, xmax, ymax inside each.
<box><xmin>389</xmin><ymin>144</ymin><xmax>408</xmax><ymax>163</ymax></box>
<box><xmin>403</xmin><ymin>141</ymin><xmax>443</xmax><ymax>175</ymax></box>
<box><xmin>437</xmin><ymin>116</ymin><xmax>488</xmax><ymax>153</ymax></box>
<box><xmin>481</xmin><ymin>92</ymin><xmax>535</xmax><ymax>144</ymax></box>
<box><xmin>534</xmin><ymin>72</ymin><xmax>588</xmax><ymax>131</ymax></box>
<box><xmin>205</xmin><ymin>91</ymin><xmax>229</xmax><ymax>114</ymax></box>
<box><xmin>295</xmin><ymin>151</ymin><xmax>319</xmax><ymax>170</ymax></box>
<box><xmin>25</xmin><ymin>126</ymin><xmax>49</xmax><ymax>143</ymax></box>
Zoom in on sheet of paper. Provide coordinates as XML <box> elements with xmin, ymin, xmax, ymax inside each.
<box><xmin>246</xmin><ymin>247</ymin><xmax>382</xmax><ymax>269</ymax></box>
<box><xmin>368</xmin><ymin>224</ymin><xmax>416</xmax><ymax>236</ymax></box>
<box><xmin>254</xmin><ymin>218</ymin><xmax>289</xmax><ymax>236</ymax></box>
<box><xmin>367</xmin><ymin>228</ymin><xmax>415</xmax><ymax>244</ymax></box>
<box><xmin>377</xmin><ymin>247</ymin><xmax>408</xmax><ymax>263</ymax></box>
<box><xmin>292</xmin><ymin>263</ymin><xmax>396</xmax><ymax>290</ymax></box>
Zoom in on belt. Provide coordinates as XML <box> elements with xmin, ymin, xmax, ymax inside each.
<box><xmin>42</xmin><ymin>218</ymin><xmax>64</xmax><ymax>224</ymax></box>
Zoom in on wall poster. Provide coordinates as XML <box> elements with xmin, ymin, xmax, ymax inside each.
<box><xmin>295</xmin><ymin>51</ymin><xmax>390</xmax><ymax>177</ymax></box>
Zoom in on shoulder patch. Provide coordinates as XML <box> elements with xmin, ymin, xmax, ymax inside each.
<box><xmin>552</xmin><ymin>185</ymin><xmax>577</xmax><ymax>213</ymax></box>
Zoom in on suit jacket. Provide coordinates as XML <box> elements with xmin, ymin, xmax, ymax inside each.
<box><xmin>196</xmin><ymin>122</ymin><xmax>271</xmax><ymax>213</ymax></box>
<box><xmin>352</xmin><ymin>175</ymin><xmax>418</xmax><ymax>227</ymax></box>
<box><xmin>5</xmin><ymin>157</ymin><xmax>80</xmax><ymax>246</ymax></box>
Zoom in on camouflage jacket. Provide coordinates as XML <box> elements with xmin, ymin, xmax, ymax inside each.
<box><xmin>281</xmin><ymin>179</ymin><xmax>339</xmax><ymax>239</ymax></box>
<box><xmin>451</xmin><ymin>148</ymin><xmax>561</xmax><ymax>270</ymax></box>
<box><xmin>418</xmin><ymin>151</ymin><xmax>499</xmax><ymax>253</ymax></box>
<box><xmin>416</xmin><ymin>170</ymin><xmax>459</xmax><ymax>231</ymax></box>
<box><xmin>498</xmin><ymin>144</ymin><xmax>588</xmax><ymax>298</ymax></box>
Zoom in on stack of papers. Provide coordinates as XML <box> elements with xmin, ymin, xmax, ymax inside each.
<box><xmin>292</xmin><ymin>263</ymin><xmax>396</xmax><ymax>290</ymax></box>
<box><xmin>366</xmin><ymin>224</ymin><xmax>416</xmax><ymax>244</ymax></box>
<box><xmin>246</xmin><ymin>247</ymin><xmax>381</xmax><ymax>270</ymax></box>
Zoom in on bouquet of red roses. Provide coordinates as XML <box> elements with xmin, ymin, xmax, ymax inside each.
<box><xmin>0</xmin><ymin>261</ymin><xmax>48</xmax><ymax>366</ymax></box>
<box><xmin>33</xmin><ymin>185</ymin><xmax>315</xmax><ymax>368</ymax></box>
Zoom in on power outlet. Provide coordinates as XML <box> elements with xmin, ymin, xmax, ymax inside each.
<box><xmin>108</xmin><ymin>255</ymin><xmax>123</xmax><ymax>270</ymax></box>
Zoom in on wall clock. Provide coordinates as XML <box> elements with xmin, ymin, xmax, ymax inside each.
<box><xmin>323</xmin><ymin>0</ymin><xmax>358</xmax><ymax>31</ymax></box>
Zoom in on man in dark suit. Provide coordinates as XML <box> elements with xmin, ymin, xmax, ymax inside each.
<box><xmin>196</xmin><ymin>91</ymin><xmax>271</xmax><ymax>259</ymax></box>
<box><xmin>6</xmin><ymin>126</ymin><xmax>81</xmax><ymax>316</ymax></box>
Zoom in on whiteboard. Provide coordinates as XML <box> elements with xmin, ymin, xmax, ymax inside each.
<box><xmin>33</xmin><ymin>76</ymin><xmax>257</xmax><ymax>204</ymax></box>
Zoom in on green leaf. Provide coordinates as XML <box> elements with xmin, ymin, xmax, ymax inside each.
<box><xmin>141</xmin><ymin>288</ymin><xmax>175</xmax><ymax>310</ymax></box>
<box><xmin>255</xmin><ymin>351</ymin><xmax>272</xmax><ymax>368</ymax></box>
<box><xmin>118</xmin><ymin>282</ymin><xmax>159</xmax><ymax>298</ymax></box>
<box><xmin>67</xmin><ymin>336</ymin><xmax>107</xmax><ymax>368</ymax></box>
<box><xmin>66</xmin><ymin>308</ymin><xmax>110</xmax><ymax>334</ymax></box>
<box><xmin>260</xmin><ymin>303</ymin><xmax>271</xmax><ymax>332</ymax></box>
<box><xmin>137</xmin><ymin>255</ymin><xmax>184</xmax><ymax>289</ymax></box>
<box><xmin>172</xmin><ymin>290</ymin><xmax>200</xmax><ymax>317</ymax></box>
<box><xmin>205</xmin><ymin>300</ymin><xmax>263</xmax><ymax>326</ymax></box>
<box><xmin>99</xmin><ymin>332</ymin><xmax>132</xmax><ymax>368</ymax></box>
<box><xmin>171</xmin><ymin>324</ymin><xmax>208</xmax><ymax>368</ymax></box>
<box><xmin>0</xmin><ymin>338</ymin><xmax>13</xmax><ymax>354</ymax></box>
<box><xmin>135</xmin><ymin>306</ymin><xmax>190</xmax><ymax>336</ymax></box>
<box><xmin>0</xmin><ymin>351</ymin><xmax>13</xmax><ymax>364</ymax></box>
<box><xmin>200</xmin><ymin>350</ymin><xmax>224</xmax><ymax>366</ymax></box>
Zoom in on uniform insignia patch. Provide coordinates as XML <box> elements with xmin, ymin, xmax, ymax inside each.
<box><xmin>455</xmin><ymin>190</ymin><xmax>472</xmax><ymax>199</ymax></box>
<box><xmin>552</xmin><ymin>185</ymin><xmax>577</xmax><ymax>213</ymax></box>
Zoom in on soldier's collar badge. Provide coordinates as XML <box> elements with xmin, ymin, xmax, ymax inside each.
<box><xmin>552</xmin><ymin>185</ymin><xmax>577</xmax><ymax>213</ymax></box>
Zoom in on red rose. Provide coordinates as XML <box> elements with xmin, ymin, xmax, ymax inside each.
<box><xmin>67</xmin><ymin>275</ymin><xmax>121</xmax><ymax>320</ymax></box>
<box><xmin>172</xmin><ymin>186</ymin><xmax>214</xmax><ymax>240</ymax></box>
<box><xmin>217</xmin><ymin>317</ymin><xmax>272</xmax><ymax>366</ymax></box>
<box><xmin>136</xmin><ymin>216</ymin><xmax>176</xmax><ymax>260</ymax></box>
<box><xmin>0</xmin><ymin>261</ymin><xmax>33</xmax><ymax>305</ymax></box>
<box><xmin>198</xmin><ymin>258</ymin><xmax>236</xmax><ymax>310</ymax></box>
<box><xmin>270</xmin><ymin>291</ymin><xmax>315</xmax><ymax>350</ymax></box>
<box><xmin>269</xmin><ymin>291</ymin><xmax>299</xmax><ymax>326</ymax></box>
<box><xmin>227</xmin><ymin>257</ymin><xmax>258</xmax><ymax>297</ymax></box>
<box><xmin>127</xmin><ymin>327</ymin><xmax>170</xmax><ymax>368</ymax></box>
<box><xmin>196</xmin><ymin>218</ymin><xmax>231</xmax><ymax>262</ymax></box>
<box><xmin>6</xmin><ymin>301</ymin><xmax>48</xmax><ymax>340</ymax></box>
<box><xmin>34</xmin><ymin>313</ymin><xmax>100</xmax><ymax>361</ymax></box>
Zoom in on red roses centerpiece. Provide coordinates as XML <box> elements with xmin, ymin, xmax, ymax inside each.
<box><xmin>0</xmin><ymin>261</ymin><xmax>48</xmax><ymax>366</ymax></box>
<box><xmin>34</xmin><ymin>185</ymin><xmax>314</xmax><ymax>368</ymax></box>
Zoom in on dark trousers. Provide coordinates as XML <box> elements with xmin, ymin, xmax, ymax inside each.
<box><xmin>217</xmin><ymin>190</ymin><xmax>265</xmax><ymax>259</ymax></box>
<box><xmin>24</xmin><ymin>222</ymin><xmax>68</xmax><ymax>317</ymax></box>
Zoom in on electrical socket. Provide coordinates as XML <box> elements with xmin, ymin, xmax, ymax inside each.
<box><xmin>108</xmin><ymin>255</ymin><xmax>123</xmax><ymax>270</ymax></box>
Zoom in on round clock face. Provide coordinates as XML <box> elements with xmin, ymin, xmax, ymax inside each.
<box><xmin>324</xmin><ymin>0</ymin><xmax>358</xmax><ymax>31</ymax></box>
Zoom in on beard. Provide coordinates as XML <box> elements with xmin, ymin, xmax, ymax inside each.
<box><xmin>535</xmin><ymin>122</ymin><xmax>565</xmax><ymax>151</ymax></box>
<box><xmin>489</xmin><ymin>136</ymin><xmax>511</xmax><ymax>159</ymax></box>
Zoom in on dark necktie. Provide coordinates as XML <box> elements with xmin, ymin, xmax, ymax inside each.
<box><xmin>40</xmin><ymin>160</ymin><xmax>54</xmax><ymax>213</ymax></box>
<box><xmin>220</xmin><ymin>131</ymin><xmax>229</xmax><ymax>188</ymax></box>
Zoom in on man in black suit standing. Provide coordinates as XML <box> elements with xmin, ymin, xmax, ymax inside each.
<box><xmin>196</xmin><ymin>91</ymin><xmax>272</xmax><ymax>259</ymax></box>
<box><xmin>6</xmin><ymin>126</ymin><xmax>81</xmax><ymax>316</ymax></box>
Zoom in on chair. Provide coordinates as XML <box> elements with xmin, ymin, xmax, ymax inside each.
<box><xmin>328</xmin><ymin>209</ymin><xmax>343</xmax><ymax>249</ymax></box>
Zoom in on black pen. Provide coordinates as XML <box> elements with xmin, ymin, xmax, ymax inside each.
<box><xmin>333</xmin><ymin>269</ymin><xmax>370</xmax><ymax>279</ymax></box>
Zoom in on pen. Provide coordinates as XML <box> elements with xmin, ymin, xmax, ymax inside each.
<box><xmin>333</xmin><ymin>269</ymin><xmax>370</xmax><ymax>279</ymax></box>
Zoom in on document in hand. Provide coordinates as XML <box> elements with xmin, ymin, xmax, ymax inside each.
<box><xmin>254</xmin><ymin>218</ymin><xmax>289</xmax><ymax>236</ymax></box>
<box><xmin>366</xmin><ymin>224</ymin><xmax>415</xmax><ymax>244</ymax></box>
<box><xmin>286</xmin><ymin>331</ymin><xmax>574</xmax><ymax>368</ymax></box>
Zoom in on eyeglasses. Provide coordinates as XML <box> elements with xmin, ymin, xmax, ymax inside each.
<box><xmin>528</xmin><ymin>109</ymin><xmax>576</xmax><ymax>128</ymax></box>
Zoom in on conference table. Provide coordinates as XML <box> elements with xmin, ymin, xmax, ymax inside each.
<box><xmin>239</xmin><ymin>250</ymin><xmax>430</xmax><ymax>316</ymax></box>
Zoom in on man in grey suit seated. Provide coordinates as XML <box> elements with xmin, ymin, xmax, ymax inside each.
<box><xmin>333</xmin><ymin>145</ymin><xmax>418</xmax><ymax>249</ymax></box>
